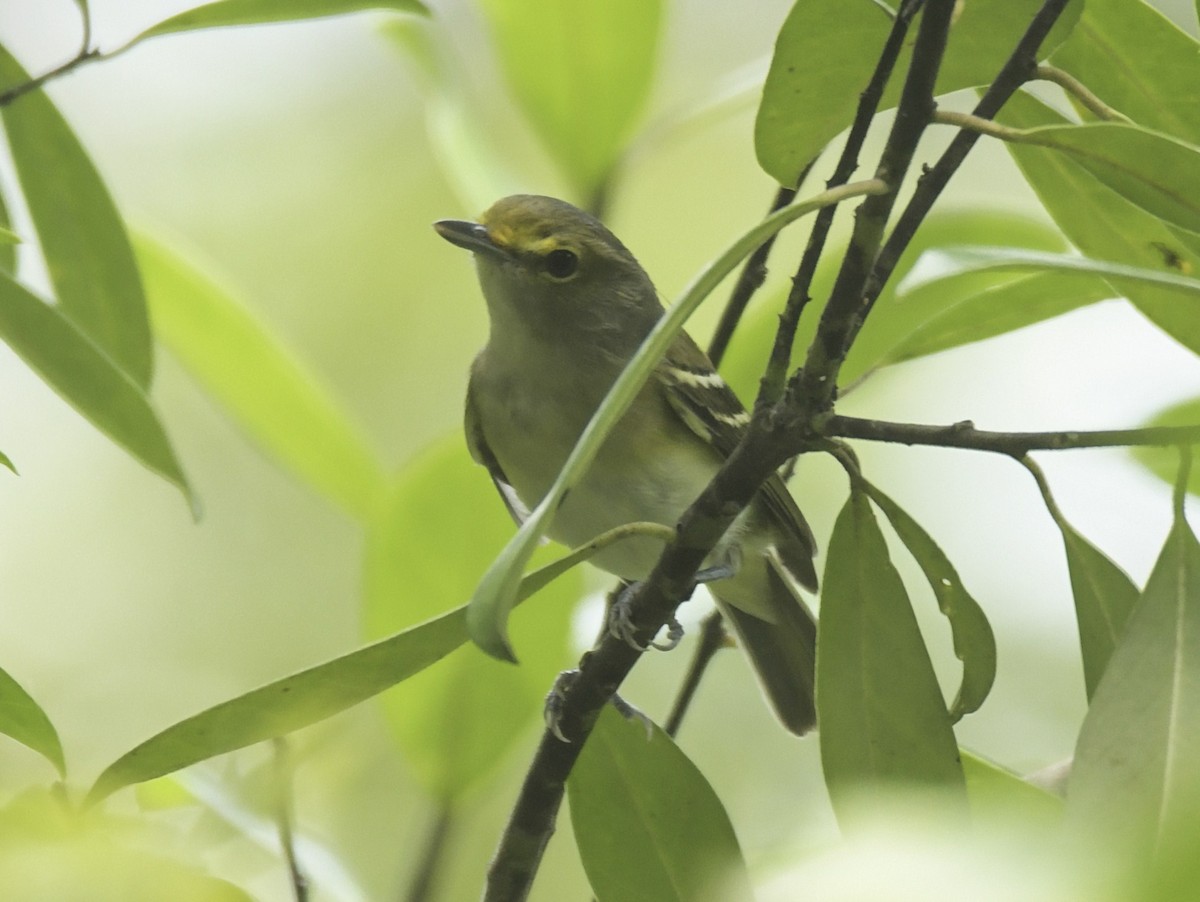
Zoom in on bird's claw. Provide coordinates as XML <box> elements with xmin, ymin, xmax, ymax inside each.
<box><xmin>607</xmin><ymin>582</ymin><xmax>685</xmax><ymax>652</ymax></box>
<box><xmin>544</xmin><ymin>669</ymin><xmax>580</xmax><ymax>743</ymax></box>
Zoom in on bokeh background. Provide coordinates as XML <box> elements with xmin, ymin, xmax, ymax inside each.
<box><xmin>2</xmin><ymin>1</ymin><xmax>1199</xmax><ymax>898</ymax></box>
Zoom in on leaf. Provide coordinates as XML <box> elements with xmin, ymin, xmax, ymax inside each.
<box><xmin>862</xmin><ymin>482</ymin><xmax>997</xmax><ymax>720</ymax></box>
<box><xmin>567</xmin><ymin>706</ymin><xmax>752</xmax><ymax>902</ymax></box>
<box><xmin>86</xmin><ymin>514</ymin><xmax>630</xmax><ymax>805</ymax></box>
<box><xmin>0</xmin><ymin>665</ymin><xmax>65</xmax><ymax>776</ymax></box>
<box><xmin>0</xmin><ymin>272</ymin><xmax>192</xmax><ymax>505</ymax></box>
<box><xmin>130</xmin><ymin>0</ymin><xmax>428</xmax><ymax>44</ymax></box>
<box><xmin>960</xmin><ymin>749</ymin><xmax>1062</xmax><ymax>824</ymax></box>
<box><xmin>1048</xmin><ymin>0</ymin><xmax>1200</xmax><ymax>143</ymax></box>
<box><xmin>1135</xmin><ymin>397</ymin><xmax>1200</xmax><ymax>499</ymax></box>
<box><xmin>466</xmin><ymin>182</ymin><xmax>886</xmax><ymax>661</ymax></box>
<box><xmin>898</xmin><ymin>246</ymin><xmax>1200</xmax><ymax>302</ymax></box>
<box><xmin>1009</xmin><ymin>122</ymin><xmax>1200</xmax><ymax>236</ymax></box>
<box><xmin>1066</xmin><ymin>456</ymin><xmax>1200</xmax><ymax>862</ymax></box>
<box><xmin>0</xmin><ymin>184</ymin><xmax>17</xmax><ymax>275</ymax></box>
<box><xmin>363</xmin><ymin>438</ymin><xmax>578</xmax><ymax>800</ymax></box>
<box><xmin>477</xmin><ymin>0</ymin><xmax>663</xmax><ymax>199</ymax></box>
<box><xmin>135</xmin><ymin>232</ymin><xmax>386</xmax><ymax>521</ymax></box>
<box><xmin>817</xmin><ymin>487</ymin><xmax>967</xmax><ymax>828</ymax></box>
<box><xmin>1026</xmin><ymin>460</ymin><xmax>1139</xmax><ymax>700</ymax></box>
<box><xmin>0</xmin><ymin>449</ymin><xmax>14</xmax><ymax>474</ymax></box>
<box><xmin>756</xmin><ymin>0</ymin><xmax>1082</xmax><ymax>185</ymax></box>
<box><xmin>1001</xmin><ymin>91</ymin><xmax>1200</xmax><ymax>356</ymax></box>
<box><xmin>0</xmin><ymin>43</ymin><xmax>152</xmax><ymax>386</ymax></box>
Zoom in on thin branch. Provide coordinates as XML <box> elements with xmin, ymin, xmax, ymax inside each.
<box><xmin>663</xmin><ymin>611</ymin><xmax>731</xmax><ymax>738</ymax></box>
<box><xmin>1036</xmin><ymin>63</ymin><xmax>1130</xmax><ymax>123</ymax></box>
<box><xmin>707</xmin><ymin>183</ymin><xmax>800</xmax><ymax>367</ymax></box>
<box><xmin>0</xmin><ymin>47</ymin><xmax>103</xmax><ymax>107</ymax></box>
<box><xmin>789</xmin><ymin>0</ymin><xmax>958</xmax><ymax>414</ymax></box>
<box><xmin>865</xmin><ymin>0</ymin><xmax>1074</xmax><ymax>332</ymax></box>
<box><xmin>826</xmin><ymin>415</ymin><xmax>1200</xmax><ymax>456</ymax></box>
<box><xmin>271</xmin><ymin>738</ymin><xmax>308</xmax><ymax>902</ymax></box>
<box><xmin>404</xmin><ymin>803</ymin><xmax>455</xmax><ymax>902</ymax></box>
<box><xmin>757</xmin><ymin>0</ymin><xmax>928</xmax><ymax>409</ymax></box>
<box><xmin>932</xmin><ymin>108</ymin><xmax>1023</xmax><ymax>141</ymax></box>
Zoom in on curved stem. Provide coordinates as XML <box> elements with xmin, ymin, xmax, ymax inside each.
<box><xmin>1036</xmin><ymin>63</ymin><xmax>1130</xmax><ymax>123</ymax></box>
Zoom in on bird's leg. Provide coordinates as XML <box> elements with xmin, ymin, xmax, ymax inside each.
<box><xmin>693</xmin><ymin>542</ymin><xmax>741</xmax><ymax>584</ymax></box>
<box><xmin>543</xmin><ymin>660</ymin><xmax>654</xmax><ymax>741</ymax></box>
<box><xmin>607</xmin><ymin>581</ymin><xmax>684</xmax><ymax>652</ymax></box>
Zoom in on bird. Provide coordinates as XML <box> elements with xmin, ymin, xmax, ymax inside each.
<box><xmin>435</xmin><ymin>194</ymin><xmax>819</xmax><ymax>735</ymax></box>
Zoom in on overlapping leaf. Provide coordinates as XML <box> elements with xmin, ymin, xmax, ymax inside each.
<box><xmin>130</xmin><ymin>0</ymin><xmax>427</xmax><ymax>44</ymax></box>
<box><xmin>0</xmin><ymin>665</ymin><xmax>65</xmax><ymax>776</ymax></box>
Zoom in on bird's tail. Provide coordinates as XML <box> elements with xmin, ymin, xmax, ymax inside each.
<box><xmin>710</xmin><ymin>556</ymin><xmax>817</xmax><ymax>736</ymax></box>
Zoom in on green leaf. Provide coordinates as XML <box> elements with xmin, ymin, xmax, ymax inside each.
<box><xmin>0</xmin><ymin>665</ymin><xmax>65</xmax><ymax>776</ymax></box>
<box><xmin>466</xmin><ymin>181</ymin><xmax>886</xmax><ymax>661</ymax></box>
<box><xmin>883</xmin><ymin>270</ymin><xmax>1113</xmax><ymax>366</ymax></box>
<box><xmin>862</xmin><ymin>482</ymin><xmax>996</xmax><ymax>720</ymax></box>
<box><xmin>363</xmin><ymin>438</ymin><xmax>579</xmax><ymax>799</ymax></box>
<box><xmin>135</xmin><ymin>232</ymin><xmax>385</xmax><ymax>521</ymax></box>
<box><xmin>898</xmin><ymin>246</ymin><xmax>1200</xmax><ymax>302</ymax></box>
<box><xmin>86</xmin><ymin>514</ymin><xmax>621</xmax><ymax>805</ymax></box>
<box><xmin>721</xmin><ymin>210</ymin><xmax>1067</xmax><ymax>402</ymax></box>
<box><xmin>1137</xmin><ymin>397</ymin><xmax>1200</xmax><ymax>499</ymax></box>
<box><xmin>961</xmin><ymin>749</ymin><xmax>1062</xmax><ymax>824</ymax></box>
<box><xmin>0</xmin><ymin>450</ymin><xmax>14</xmax><ymax>474</ymax></box>
<box><xmin>1049</xmin><ymin>0</ymin><xmax>1200</xmax><ymax>143</ymax></box>
<box><xmin>477</xmin><ymin>0</ymin><xmax>663</xmax><ymax>199</ymax></box>
<box><xmin>1026</xmin><ymin>460</ymin><xmax>1139</xmax><ymax>700</ymax></box>
<box><xmin>0</xmin><ymin>272</ymin><xmax>192</xmax><ymax>505</ymax></box>
<box><xmin>818</xmin><ymin>487</ymin><xmax>967</xmax><ymax>827</ymax></box>
<box><xmin>756</xmin><ymin>0</ymin><xmax>1082</xmax><ymax>185</ymax></box>
<box><xmin>0</xmin><ymin>183</ymin><xmax>17</xmax><ymax>275</ymax></box>
<box><xmin>567</xmin><ymin>706</ymin><xmax>752</xmax><ymax>902</ymax></box>
<box><xmin>1067</xmin><ymin>455</ymin><xmax>1200</xmax><ymax>862</ymax></box>
<box><xmin>0</xmin><ymin>43</ymin><xmax>152</xmax><ymax>387</ymax></box>
<box><xmin>1009</xmin><ymin>122</ymin><xmax>1200</xmax><ymax>236</ymax></box>
<box><xmin>131</xmin><ymin>0</ymin><xmax>428</xmax><ymax>44</ymax></box>
<box><xmin>1001</xmin><ymin>91</ymin><xmax>1200</xmax><ymax>356</ymax></box>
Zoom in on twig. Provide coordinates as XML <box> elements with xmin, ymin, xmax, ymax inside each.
<box><xmin>707</xmin><ymin>183</ymin><xmax>800</xmax><ymax>367</ymax></box>
<box><xmin>271</xmin><ymin>738</ymin><xmax>308</xmax><ymax>902</ymax></box>
<box><xmin>825</xmin><ymin>415</ymin><xmax>1200</xmax><ymax>456</ymax></box>
<box><xmin>865</xmin><ymin>0</ymin><xmax>1074</xmax><ymax>333</ymax></box>
<box><xmin>757</xmin><ymin>0</ymin><xmax>928</xmax><ymax>409</ymax></box>
<box><xmin>663</xmin><ymin>611</ymin><xmax>731</xmax><ymax>738</ymax></box>
<box><xmin>931</xmin><ymin>108</ymin><xmax>1023</xmax><ymax>141</ymax></box>
<box><xmin>1036</xmin><ymin>63</ymin><xmax>1130</xmax><ymax>123</ymax></box>
<box><xmin>789</xmin><ymin>0</ymin><xmax>958</xmax><ymax>413</ymax></box>
<box><xmin>0</xmin><ymin>47</ymin><xmax>103</xmax><ymax>107</ymax></box>
<box><xmin>404</xmin><ymin>803</ymin><xmax>455</xmax><ymax>902</ymax></box>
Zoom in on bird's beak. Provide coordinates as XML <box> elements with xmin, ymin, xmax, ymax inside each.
<box><xmin>433</xmin><ymin>219</ymin><xmax>507</xmax><ymax>259</ymax></box>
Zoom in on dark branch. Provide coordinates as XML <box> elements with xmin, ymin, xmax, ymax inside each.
<box><xmin>405</xmin><ymin>803</ymin><xmax>455</xmax><ymax>902</ymax></box>
<box><xmin>663</xmin><ymin>611</ymin><xmax>730</xmax><ymax>738</ymax></box>
<box><xmin>826</xmin><ymin>415</ymin><xmax>1200</xmax><ymax>456</ymax></box>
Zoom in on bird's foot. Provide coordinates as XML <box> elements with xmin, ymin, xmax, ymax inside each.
<box><xmin>607</xmin><ymin>581</ymin><xmax>684</xmax><ymax>651</ymax></box>
<box><xmin>544</xmin><ymin>669</ymin><xmax>579</xmax><ymax>743</ymax></box>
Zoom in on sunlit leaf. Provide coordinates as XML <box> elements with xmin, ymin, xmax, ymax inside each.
<box><xmin>1007</xmin><ymin>122</ymin><xmax>1200</xmax><ymax>236</ymax></box>
<box><xmin>0</xmin><ymin>43</ymin><xmax>152</xmax><ymax>386</ymax></box>
<box><xmin>0</xmin><ymin>665</ymin><xmax>65</xmax><ymax>776</ymax></box>
<box><xmin>1049</xmin><ymin>0</ymin><xmax>1200</xmax><ymax>143</ymax></box>
<box><xmin>466</xmin><ymin>186</ymin><xmax>884</xmax><ymax>661</ymax></box>
<box><xmin>818</xmin><ymin>487</ymin><xmax>967</xmax><ymax>828</ymax></box>
<box><xmin>135</xmin><ymin>232</ymin><xmax>385</xmax><ymax>521</ymax></box>
<box><xmin>363</xmin><ymin>438</ymin><xmax>579</xmax><ymax>800</ymax></box>
<box><xmin>961</xmin><ymin>749</ymin><xmax>1062</xmax><ymax>825</ymax></box>
<box><xmin>1002</xmin><ymin>91</ymin><xmax>1200</xmax><ymax>356</ymax></box>
<box><xmin>1067</xmin><ymin>457</ymin><xmax>1200</xmax><ymax>862</ymax></box>
<box><xmin>1026</xmin><ymin>460</ymin><xmax>1139</xmax><ymax>700</ymax></box>
<box><xmin>477</xmin><ymin>0</ymin><xmax>663</xmax><ymax>200</ymax></box>
<box><xmin>568</xmin><ymin>706</ymin><xmax>753</xmax><ymax>902</ymax></box>
<box><xmin>1135</xmin><ymin>397</ymin><xmax>1200</xmax><ymax>499</ymax></box>
<box><xmin>882</xmin><ymin>270</ymin><xmax>1113</xmax><ymax>366</ymax></box>
<box><xmin>0</xmin><ymin>272</ymin><xmax>192</xmax><ymax>505</ymax></box>
<box><xmin>862</xmin><ymin>482</ymin><xmax>996</xmax><ymax>720</ymax></box>
<box><xmin>131</xmin><ymin>0</ymin><xmax>427</xmax><ymax>44</ymax></box>
<box><xmin>756</xmin><ymin>0</ymin><xmax>1082</xmax><ymax>185</ymax></box>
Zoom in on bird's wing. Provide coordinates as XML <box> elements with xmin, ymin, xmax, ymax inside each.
<box><xmin>657</xmin><ymin>332</ymin><xmax>818</xmax><ymax>590</ymax></box>
<box><xmin>465</xmin><ymin>374</ymin><xmax>529</xmax><ymax>525</ymax></box>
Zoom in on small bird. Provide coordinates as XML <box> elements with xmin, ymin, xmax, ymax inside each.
<box><xmin>435</xmin><ymin>195</ymin><xmax>819</xmax><ymax>735</ymax></box>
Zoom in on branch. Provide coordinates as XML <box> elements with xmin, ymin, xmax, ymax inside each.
<box><xmin>663</xmin><ymin>611</ymin><xmax>731</xmax><ymax>738</ymax></box>
<box><xmin>0</xmin><ymin>47</ymin><xmax>103</xmax><ymax>107</ymax></box>
<box><xmin>1036</xmin><ymin>63</ymin><xmax>1130</xmax><ymax>123</ymax></box>
<box><xmin>758</xmin><ymin>0</ymin><xmax>928</xmax><ymax>409</ymax></box>
<box><xmin>865</xmin><ymin>0</ymin><xmax>1074</xmax><ymax>326</ymax></box>
<box><xmin>404</xmin><ymin>802</ymin><xmax>455</xmax><ymax>902</ymax></box>
<box><xmin>790</xmin><ymin>0</ymin><xmax>958</xmax><ymax>413</ymax></box>
<box><xmin>826</xmin><ymin>415</ymin><xmax>1200</xmax><ymax>455</ymax></box>
<box><xmin>271</xmin><ymin>738</ymin><xmax>308</xmax><ymax>902</ymax></box>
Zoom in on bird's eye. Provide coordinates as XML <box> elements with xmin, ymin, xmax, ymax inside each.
<box><xmin>544</xmin><ymin>248</ymin><xmax>579</xmax><ymax>280</ymax></box>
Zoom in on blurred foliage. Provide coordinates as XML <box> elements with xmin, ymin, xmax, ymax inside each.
<box><xmin>0</xmin><ymin>0</ymin><xmax>1199</xmax><ymax>900</ymax></box>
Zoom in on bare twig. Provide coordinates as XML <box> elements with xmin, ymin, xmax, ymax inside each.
<box><xmin>271</xmin><ymin>738</ymin><xmax>308</xmax><ymax>902</ymax></box>
<box><xmin>404</xmin><ymin>803</ymin><xmax>455</xmax><ymax>902</ymax></box>
<box><xmin>663</xmin><ymin>611</ymin><xmax>731</xmax><ymax>738</ymax></box>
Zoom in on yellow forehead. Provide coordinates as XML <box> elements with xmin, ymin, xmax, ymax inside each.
<box><xmin>483</xmin><ymin>221</ymin><xmax>565</xmax><ymax>256</ymax></box>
